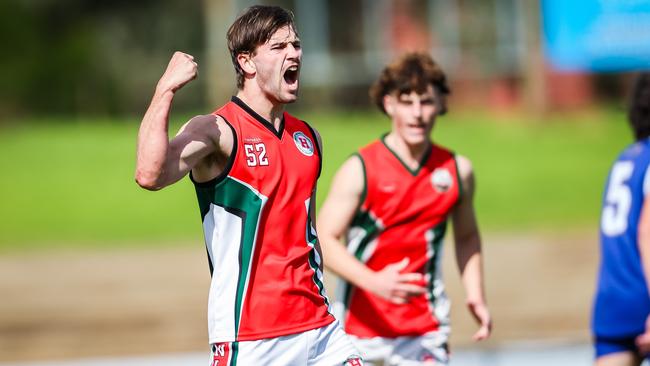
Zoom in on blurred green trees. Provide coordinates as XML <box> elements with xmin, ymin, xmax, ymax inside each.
<box><xmin>0</xmin><ymin>0</ymin><xmax>206</xmax><ymax>118</ymax></box>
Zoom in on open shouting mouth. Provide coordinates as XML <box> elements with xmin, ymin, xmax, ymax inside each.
<box><xmin>284</xmin><ymin>65</ymin><xmax>299</xmax><ymax>85</ymax></box>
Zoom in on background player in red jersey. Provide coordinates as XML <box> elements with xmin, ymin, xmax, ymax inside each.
<box><xmin>135</xmin><ymin>5</ymin><xmax>361</xmax><ymax>365</ymax></box>
<box><xmin>318</xmin><ymin>52</ymin><xmax>491</xmax><ymax>365</ymax></box>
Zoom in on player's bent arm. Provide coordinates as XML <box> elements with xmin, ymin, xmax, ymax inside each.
<box><xmin>135</xmin><ymin>51</ymin><xmax>206</xmax><ymax>190</ymax></box>
<box><xmin>310</xmin><ymin>131</ymin><xmax>399</xmax><ymax>297</ymax></box>
<box><xmin>635</xmin><ymin>194</ymin><xmax>650</xmax><ymax>353</ymax></box>
<box><xmin>452</xmin><ymin>155</ymin><xmax>492</xmax><ymax>340</ymax></box>
<box><xmin>136</xmin><ymin>114</ymin><xmax>229</xmax><ymax>190</ymax></box>
<box><xmin>318</xmin><ymin>157</ymin><xmax>383</xmax><ymax>292</ymax></box>
<box><xmin>317</xmin><ymin>156</ymin><xmax>368</xmax><ymax>285</ymax></box>
<box><xmin>452</xmin><ymin>156</ymin><xmax>486</xmax><ymax>304</ymax></box>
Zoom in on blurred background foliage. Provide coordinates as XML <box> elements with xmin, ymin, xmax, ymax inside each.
<box><xmin>0</xmin><ymin>0</ymin><xmax>640</xmax><ymax>119</ymax></box>
<box><xmin>0</xmin><ymin>0</ymin><xmax>645</xmax><ymax>250</ymax></box>
<box><xmin>0</xmin><ymin>0</ymin><xmax>205</xmax><ymax>118</ymax></box>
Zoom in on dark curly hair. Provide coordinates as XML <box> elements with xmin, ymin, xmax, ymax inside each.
<box><xmin>629</xmin><ymin>73</ymin><xmax>650</xmax><ymax>141</ymax></box>
<box><xmin>227</xmin><ymin>6</ymin><xmax>297</xmax><ymax>90</ymax></box>
<box><xmin>369</xmin><ymin>52</ymin><xmax>450</xmax><ymax>115</ymax></box>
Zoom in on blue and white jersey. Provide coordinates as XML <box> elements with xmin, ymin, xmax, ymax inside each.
<box><xmin>593</xmin><ymin>138</ymin><xmax>650</xmax><ymax>338</ymax></box>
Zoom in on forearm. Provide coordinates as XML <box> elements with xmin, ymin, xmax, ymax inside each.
<box><xmin>135</xmin><ymin>88</ymin><xmax>175</xmax><ymax>190</ymax></box>
<box><xmin>461</xmin><ymin>252</ymin><xmax>487</xmax><ymax>305</ymax></box>
<box><xmin>452</xmin><ymin>157</ymin><xmax>491</xmax><ymax>338</ymax></box>
<box><xmin>456</xmin><ymin>235</ymin><xmax>487</xmax><ymax>305</ymax></box>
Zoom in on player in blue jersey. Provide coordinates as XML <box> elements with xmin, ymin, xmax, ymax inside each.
<box><xmin>592</xmin><ymin>72</ymin><xmax>650</xmax><ymax>366</ymax></box>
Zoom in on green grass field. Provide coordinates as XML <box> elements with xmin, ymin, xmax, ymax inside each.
<box><xmin>0</xmin><ymin>108</ymin><xmax>631</xmax><ymax>251</ymax></box>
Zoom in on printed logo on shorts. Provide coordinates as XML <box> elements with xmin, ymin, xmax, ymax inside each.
<box><xmin>293</xmin><ymin>131</ymin><xmax>314</xmax><ymax>156</ymax></box>
<box><xmin>211</xmin><ymin>342</ymin><xmax>231</xmax><ymax>366</ymax></box>
<box><xmin>430</xmin><ymin>168</ymin><xmax>453</xmax><ymax>193</ymax></box>
<box><xmin>343</xmin><ymin>356</ymin><xmax>364</xmax><ymax>366</ymax></box>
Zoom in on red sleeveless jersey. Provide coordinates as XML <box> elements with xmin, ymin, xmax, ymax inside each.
<box><xmin>192</xmin><ymin>97</ymin><xmax>334</xmax><ymax>343</ymax></box>
<box><xmin>334</xmin><ymin>137</ymin><xmax>461</xmax><ymax>338</ymax></box>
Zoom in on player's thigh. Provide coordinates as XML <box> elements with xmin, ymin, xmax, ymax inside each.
<box><xmin>594</xmin><ymin>336</ymin><xmax>644</xmax><ymax>366</ymax></box>
<box><xmin>390</xmin><ymin>331</ymin><xmax>449</xmax><ymax>366</ymax></box>
<box><xmin>348</xmin><ymin>336</ymin><xmax>393</xmax><ymax>364</ymax></box>
<box><xmin>348</xmin><ymin>331</ymin><xmax>449</xmax><ymax>366</ymax></box>
<box><xmin>309</xmin><ymin>320</ymin><xmax>364</xmax><ymax>365</ymax></box>
<box><xmin>595</xmin><ymin>351</ymin><xmax>642</xmax><ymax>366</ymax></box>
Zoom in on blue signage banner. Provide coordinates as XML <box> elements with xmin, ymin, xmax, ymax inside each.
<box><xmin>542</xmin><ymin>0</ymin><xmax>650</xmax><ymax>72</ymax></box>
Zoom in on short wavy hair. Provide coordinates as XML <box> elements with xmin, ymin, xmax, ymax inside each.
<box><xmin>227</xmin><ymin>6</ymin><xmax>297</xmax><ymax>90</ymax></box>
<box><xmin>629</xmin><ymin>73</ymin><xmax>650</xmax><ymax>141</ymax></box>
<box><xmin>370</xmin><ymin>52</ymin><xmax>450</xmax><ymax>115</ymax></box>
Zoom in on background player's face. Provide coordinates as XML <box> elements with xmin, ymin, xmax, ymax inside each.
<box><xmin>384</xmin><ymin>85</ymin><xmax>442</xmax><ymax>146</ymax></box>
<box><xmin>250</xmin><ymin>25</ymin><xmax>302</xmax><ymax>105</ymax></box>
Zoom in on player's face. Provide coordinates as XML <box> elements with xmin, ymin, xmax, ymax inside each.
<box><xmin>250</xmin><ymin>25</ymin><xmax>302</xmax><ymax>104</ymax></box>
<box><xmin>384</xmin><ymin>85</ymin><xmax>442</xmax><ymax>146</ymax></box>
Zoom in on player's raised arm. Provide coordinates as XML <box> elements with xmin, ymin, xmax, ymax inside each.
<box><xmin>135</xmin><ymin>52</ymin><xmax>224</xmax><ymax>190</ymax></box>
<box><xmin>318</xmin><ymin>155</ymin><xmax>426</xmax><ymax>304</ymax></box>
<box><xmin>451</xmin><ymin>155</ymin><xmax>492</xmax><ymax>341</ymax></box>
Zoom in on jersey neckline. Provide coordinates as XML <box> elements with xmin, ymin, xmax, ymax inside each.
<box><xmin>231</xmin><ymin>96</ymin><xmax>285</xmax><ymax>139</ymax></box>
<box><xmin>380</xmin><ymin>134</ymin><xmax>433</xmax><ymax>177</ymax></box>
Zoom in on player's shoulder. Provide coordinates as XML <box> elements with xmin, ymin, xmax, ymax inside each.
<box><xmin>290</xmin><ymin>115</ymin><xmax>318</xmax><ymax>135</ymax></box>
<box><xmin>357</xmin><ymin>138</ymin><xmax>384</xmax><ymax>155</ymax></box>
<box><xmin>453</xmin><ymin>154</ymin><xmax>474</xmax><ymax>181</ymax></box>
<box><xmin>620</xmin><ymin>138</ymin><xmax>650</xmax><ymax>161</ymax></box>
<box><xmin>330</xmin><ymin>154</ymin><xmax>365</xmax><ymax>196</ymax></box>
<box><xmin>285</xmin><ymin>113</ymin><xmax>319</xmax><ymax>139</ymax></box>
<box><xmin>335</xmin><ymin>153</ymin><xmax>365</xmax><ymax>179</ymax></box>
<box><xmin>283</xmin><ymin>114</ymin><xmax>322</xmax><ymax>153</ymax></box>
<box><xmin>187</xmin><ymin>113</ymin><xmax>219</xmax><ymax>125</ymax></box>
<box><xmin>428</xmin><ymin>142</ymin><xmax>472</xmax><ymax>175</ymax></box>
<box><xmin>179</xmin><ymin>114</ymin><xmax>234</xmax><ymax>151</ymax></box>
<box><xmin>454</xmin><ymin>154</ymin><xmax>473</xmax><ymax>170</ymax></box>
<box><xmin>184</xmin><ymin>114</ymin><xmax>230</xmax><ymax>133</ymax></box>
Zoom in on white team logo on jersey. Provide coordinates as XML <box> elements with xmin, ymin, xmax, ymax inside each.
<box><xmin>293</xmin><ymin>132</ymin><xmax>314</xmax><ymax>156</ymax></box>
<box><xmin>431</xmin><ymin>168</ymin><xmax>453</xmax><ymax>193</ymax></box>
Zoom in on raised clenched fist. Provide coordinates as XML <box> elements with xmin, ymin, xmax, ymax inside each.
<box><xmin>157</xmin><ymin>51</ymin><xmax>198</xmax><ymax>93</ymax></box>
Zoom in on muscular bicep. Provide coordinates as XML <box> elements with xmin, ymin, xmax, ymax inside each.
<box><xmin>172</xmin><ymin>123</ymin><xmax>216</xmax><ymax>170</ymax></box>
<box><xmin>317</xmin><ymin>155</ymin><xmax>365</xmax><ymax>240</ymax></box>
<box><xmin>163</xmin><ymin>115</ymin><xmax>230</xmax><ymax>186</ymax></box>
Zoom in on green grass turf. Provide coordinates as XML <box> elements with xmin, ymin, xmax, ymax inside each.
<box><xmin>0</xmin><ymin>109</ymin><xmax>631</xmax><ymax>250</ymax></box>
